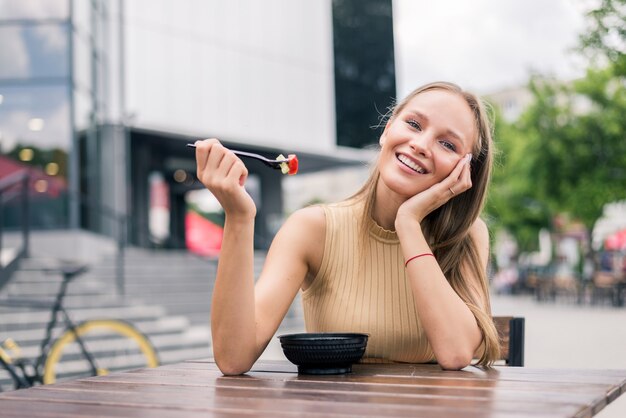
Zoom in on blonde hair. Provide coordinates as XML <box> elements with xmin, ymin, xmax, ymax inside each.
<box><xmin>350</xmin><ymin>81</ymin><xmax>500</xmax><ymax>366</ymax></box>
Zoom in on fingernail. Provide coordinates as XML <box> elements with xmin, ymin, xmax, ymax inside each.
<box><xmin>466</xmin><ymin>153</ymin><xmax>472</xmax><ymax>163</ymax></box>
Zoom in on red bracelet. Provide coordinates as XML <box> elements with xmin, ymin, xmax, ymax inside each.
<box><xmin>404</xmin><ymin>253</ymin><xmax>435</xmax><ymax>268</ymax></box>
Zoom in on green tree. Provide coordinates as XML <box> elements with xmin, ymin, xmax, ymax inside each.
<box><xmin>579</xmin><ymin>0</ymin><xmax>626</xmax><ymax>75</ymax></box>
<box><xmin>486</xmin><ymin>1</ymin><xmax>626</xmax><ymax>252</ymax></box>
<box><xmin>486</xmin><ymin>99</ymin><xmax>552</xmax><ymax>252</ymax></box>
<box><xmin>486</xmin><ymin>69</ymin><xmax>626</xmax><ymax>251</ymax></box>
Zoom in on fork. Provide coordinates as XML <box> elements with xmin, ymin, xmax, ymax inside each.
<box><xmin>186</xmin><ymin>143</ymin><xmax>297</xmax><ymax>174</ymax></box>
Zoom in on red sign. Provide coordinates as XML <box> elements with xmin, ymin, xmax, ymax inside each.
<box><xmin>185</xmin><ymin>211</ymin><xmax>223</xmax><ymax>257</ymax></box>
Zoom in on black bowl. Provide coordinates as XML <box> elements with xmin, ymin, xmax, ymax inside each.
<box><xmin>278</xmin><ymin>332</ymin><xmax>368</xmax><ymax>375</ymax></box>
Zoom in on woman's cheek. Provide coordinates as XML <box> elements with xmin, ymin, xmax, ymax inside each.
<box><xmin>437</xmin><ymin>155</ymin><xmax>460</xmax><ymax>179</ymax></box>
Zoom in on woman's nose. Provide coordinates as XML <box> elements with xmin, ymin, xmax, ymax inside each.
<box><xmin>409</xmin><ymin>133</ymin><xmax>433</xmax><ymax>158</ymax></box>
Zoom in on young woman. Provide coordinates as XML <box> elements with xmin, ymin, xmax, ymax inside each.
<box><xmin>194</xmin><ymin>81</ymin><xmax>500</xmax><ymax>374</ymax></box>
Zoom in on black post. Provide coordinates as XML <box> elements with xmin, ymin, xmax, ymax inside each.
<box><xmin>21</xmin><ymin>174</ymin><xmax>30</xmax><ymax>257</ymax></box>
<box><xmin>509</xmin><ymin>317</ymin><xmax>525</xmax><ymax>367</ymax></box>
<box><xmin>0</xmin><ymin>187</ymin><xmax>3</xmax><ymax>264</ymax></box>
<box><xmin>116</xmin><ymin>215</ymin><xmax>126</xmax><ymax>296</ymax></box>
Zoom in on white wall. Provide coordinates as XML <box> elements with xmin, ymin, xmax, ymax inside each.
<box><xmin>124</xmin><ymin>0</ymin><xmax>336</xmax><ymax>152</ymax></box>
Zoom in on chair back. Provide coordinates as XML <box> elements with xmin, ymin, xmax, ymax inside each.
<box><xmin>493</xmin><ymin>316</ymin><xmax>525</xmax><ymax>366</ymax></box>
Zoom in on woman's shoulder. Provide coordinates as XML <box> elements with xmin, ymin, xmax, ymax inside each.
<box><xmin>469</xmin><ymin>217</ymin><xmax>489</xmax><ymax>243</ymax></box>
<box><xmin>285</xmin><ymin>204</ymin><xmax>326</xmax><ymax>230</ymax></box>
<box><xmin>278</xmin><ymin>205</ymin><xmax>327</xmax><ymax>279</ymax></box>
<box><xmin>468</xmin><ymin>217</ymin><xmax>490</xmax><ymax>267</ymax></box>
<box><xmin>288</xmin><ymin>199</ymin><xmax>360</xmax><ymax>223</ymax></box>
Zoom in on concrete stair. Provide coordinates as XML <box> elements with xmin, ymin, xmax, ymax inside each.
<box><xmin>0</xmin><ymin>255</ymin><xmax>211</xmax><ymax>391</ymax></box>
<box><xmin>94</xmin><ymin>249</ymin><xmax>304</xmax><ymax>330</ymax></box>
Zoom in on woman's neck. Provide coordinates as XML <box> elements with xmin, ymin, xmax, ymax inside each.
<box><xmin>372</xmin><ymin>180</ymin><xmax>405</xmax><ymax>231</ymax></box>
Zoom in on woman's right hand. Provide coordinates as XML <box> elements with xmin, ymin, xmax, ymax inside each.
<box><xmin>194</xmin><ymin>138</ymin><xmax>257</xmax><ymax>221</ymax></box>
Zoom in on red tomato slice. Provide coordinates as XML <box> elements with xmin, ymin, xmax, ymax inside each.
<box><xmin>287</xmin><ymin>154</ymin><xmax>298</xmax><ymax>175</ymax></box>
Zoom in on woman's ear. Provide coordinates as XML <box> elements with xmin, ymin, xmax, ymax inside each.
<box><xmin>379</xmin><ymin>120</ymin><xmax>391</xmax><ymax>146</ymax></box>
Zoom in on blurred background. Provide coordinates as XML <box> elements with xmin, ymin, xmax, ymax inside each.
<box><xmin>1</xmin><ymin>0</ymin><xmax>625</xmax><ymax>415</ymax></box>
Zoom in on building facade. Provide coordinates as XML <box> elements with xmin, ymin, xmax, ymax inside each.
<box><xmin>0</xmin><ymin>0</ymin><xmax>395</xmax><ymax>250</ymax></box>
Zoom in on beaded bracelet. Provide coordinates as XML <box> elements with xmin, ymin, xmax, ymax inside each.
<box><xmin>404</xmin><ymin>252</ymin><xmax>435</xmax><ymax>268</ymax></box>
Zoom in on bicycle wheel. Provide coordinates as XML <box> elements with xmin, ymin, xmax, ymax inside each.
<box><xmin>43</xmin><ymin>319</ymin><xmax>159</xmax><ymax>384</ymax></box>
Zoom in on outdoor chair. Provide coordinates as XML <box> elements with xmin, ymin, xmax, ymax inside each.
<box><xmin>493</xmin><ymin>316</ymin><xmax>525</xmax><ymax>366</ymax></box>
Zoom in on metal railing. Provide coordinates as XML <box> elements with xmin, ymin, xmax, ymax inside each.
<box><xmin>0</xmin><ymin>172</ymin><xmax>30</xmax><ymax>290</ymax></box>
<box><xmin>0</xmin><ymin>172</ymin><xmax>219</xmax><ymax>296</ymax></box>
<box><xmin>0</xmin><ymin>172</ymin><xmax>129</xmax><ymax>296</ymax></box>
<box><xmin>74</xmin><ymin>194</ymin><xmax>128</xmax><ymax>296</ymax></box>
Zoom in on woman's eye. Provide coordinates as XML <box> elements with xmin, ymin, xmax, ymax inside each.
<box><xmin>407</xmin><ymin>119</ymin><xmax>421</xmax><ymax>130</ymax></box>
<box><xmin>440</xmin><ymin>140</ymin><xmax>456</xmax><ymax>152</ymax></box>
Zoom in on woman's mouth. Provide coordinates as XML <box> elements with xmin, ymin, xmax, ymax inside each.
<box><xmin>396</xmin><ymin>154</ymin><xmax>427</xmax><ymax>174</ymax></box>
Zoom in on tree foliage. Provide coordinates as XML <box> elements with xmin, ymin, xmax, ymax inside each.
<box><xmin>485</xmin><ymin>1</ymin><xmax>626</xmax><ymax>252</ymax></box>
<box><xmin>579</xmin><ymin>0</ymin><xmax>626</xmax><ymax>75</ymax></box>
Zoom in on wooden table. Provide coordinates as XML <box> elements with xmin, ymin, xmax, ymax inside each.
<box><xmin>0</xmin><ymin>359</ymin><xmax>624</xmax><ymax>417</ymax></box>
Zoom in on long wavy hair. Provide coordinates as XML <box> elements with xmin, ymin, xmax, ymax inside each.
<box><xmin>350</xmin><ymin>81</ymin><xmax>500</xmax><ymax>366</ymax></box>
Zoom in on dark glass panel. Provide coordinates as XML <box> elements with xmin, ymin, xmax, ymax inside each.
<box><xmin>332</xmin><ymin>0</ymin><xmax>396</xmax><ymax>148</ymax></box>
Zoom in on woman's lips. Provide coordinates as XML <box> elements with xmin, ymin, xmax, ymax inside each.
<box><xmin>396</xmin><ymin>153</ymin><xmax>427</xmax><ymax>174</ymax></box>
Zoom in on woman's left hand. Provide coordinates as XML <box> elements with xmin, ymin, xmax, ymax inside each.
<box><xmin>395</xmin><ymin>153</ymin><xmax>472</xmax><ymax>228</ymax></box>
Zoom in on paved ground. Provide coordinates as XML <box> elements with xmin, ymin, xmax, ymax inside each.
<box><xmin>491</xmin><ymin>294</ymin><xmax>626</xmax><ymax>417</ymax></box>
<box><xmin>261</xmin><ymin>293</ymin><xmax>626</xmax><ymax>417</ymax></box>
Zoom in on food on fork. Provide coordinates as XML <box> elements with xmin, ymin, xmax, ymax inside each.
<box><xmin>277</xmin><ymin>154</ymin><xmax>299</xmax><ymax>175</ymax></box>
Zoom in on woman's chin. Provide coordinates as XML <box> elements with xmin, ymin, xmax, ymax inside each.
<box><xmin>380</xmin><ymin>177</ymin><xmax>426</xmax><ymax>199</ymax></box>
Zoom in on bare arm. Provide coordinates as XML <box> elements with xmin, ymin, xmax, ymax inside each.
<box><xmin>396</xmin><ymin>217</ymin><xmax>489</xmax><ymax>370</ymax></box>
<box><xmin>211</xmin><ymin>206</ymin><xmax>325</xmax><ymax>375</ymax></box>
<box><xmin>394</xmin><ymin>154</ymin><xmax>488</xmax><ymax>370</ymax></box>
<box><xmin>194</xmin><ymin>140</ymin><xmax>325</xmax><ymax>374</ymax></box>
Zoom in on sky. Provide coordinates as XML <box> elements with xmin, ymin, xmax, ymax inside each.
<box><xmin>393</xmin><ymin>0</ymin><xmax>590</xmax><ymax>96</ymax></box>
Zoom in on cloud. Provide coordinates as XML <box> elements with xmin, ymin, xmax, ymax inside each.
<box><xmin>0</xmin><ymin>27</ymin><xmax>29</xmax><ymax>78</ymax></box>
<box><xmin>394</xmin><ymin>0</ymin><xmax>587</xmax><ymax>95</ymax></box>
<box><xmin>0</xmin><ymin>96</ymin><xmax>70</xmax><ymax>151</ymax></box>
<box><xmin>1</xmin><ymin>2</ymin><xmax>67</xmax><ymax>57</ymax></box>
<box><xmin>0</xmin><ymin>1</ymin><xmax>68</xmax><ymax>19</ymax></box>
<box><xmin>34</xmin><ymin>25</ymin><xmax>67</xmax><ymax>52</ymax></box>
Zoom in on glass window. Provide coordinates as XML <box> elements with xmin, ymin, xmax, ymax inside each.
<box><xmin>0</xmin><ymin>84</ymin><xmax>70</xmax><ymax>229</ymax></box>
<box><xmin>0</xmin><ymin>84</ymin><xmax>71</xmax><ymax>153</ymax></box>
<box><xmin>0</xmin><ymin>24</ymin><xmax>69</xmax><ymax>80</ymax></box>
<box><xmin>0</xmin><ymin>0</ymin><xmax>69</xmax><ymax>20</ymax></box>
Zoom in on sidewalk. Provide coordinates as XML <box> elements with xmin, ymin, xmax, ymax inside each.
<box><xmin>491</xmin><ymin>293</ymin><xmax>626</xmax><ymax>417</ymax></box>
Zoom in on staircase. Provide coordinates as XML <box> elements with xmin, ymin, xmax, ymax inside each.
<box><xmin>95</xmin><ymin>249</ymin><xmax>304</xmax><ymax>330</ymax></box>
<box><xmin>0</xmin><ymin>253</ymin><xmax>211</xmax><ymax>391</ymax></box>
<box><xmin>94</xmin><ymin>249</ymin><xmax>219</xmax><ymax>326</ymax></box>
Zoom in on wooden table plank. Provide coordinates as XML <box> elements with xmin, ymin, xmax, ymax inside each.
<box><xmin>128</xmin><ymin>362</ymin><xmax>624</xmax><ymax>400</ymax></box>
<box><xmin>0</xmin><ymin>370</ymin><xmax>602</xmax><ymax>417</ymax></box>
<box><xmin>0</xmin><ymin>398</ymin><xmax>214</xmax><ymax>418</ymax></box>
<box><xmin>0</xmin><ymin>379</ymin><xmax>584</xmax><ymax>418</ymax></box>
<box><xmin>87</xmin><ymin>367</ymin><xmax>613</xmax><ymax>404</ymax></box>
<box><xmin>0</xmin><ymin>359</ymin><xmax>624</xmax><ymax>418</ymax></box>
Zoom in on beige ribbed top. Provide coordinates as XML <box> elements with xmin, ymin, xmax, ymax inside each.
<box><xmin>302</xmin><ymin>201</ymin><xmax>435</xmax><ymax>363</ymax></box>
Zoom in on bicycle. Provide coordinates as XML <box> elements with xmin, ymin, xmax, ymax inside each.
<box><xmin>0</xmin><ymin>263</ymin><xmax>159</xmax><ymax>390</ymax></box>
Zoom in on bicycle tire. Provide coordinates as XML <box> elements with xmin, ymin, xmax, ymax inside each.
<box><xmin>43</xmin><ymin>319</ymin><xmax>159</xmax><ymax>384</ymax></box>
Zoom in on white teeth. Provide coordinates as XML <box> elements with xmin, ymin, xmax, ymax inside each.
<box><xmin>397</xmin><ymin>154</ymin><xmax>425</xmax><ymax>173</ymax></box>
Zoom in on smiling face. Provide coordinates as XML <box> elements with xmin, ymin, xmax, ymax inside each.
<box><xmin>377</xmin><ymin>88</ymin><xmax>478</xmax><ymax>199</ymax></box>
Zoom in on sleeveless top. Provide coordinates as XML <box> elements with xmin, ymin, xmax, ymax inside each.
<box><xmin>301</xmin><ymin>200</ymin><xmax>436</xmax><ymax>363</ymax></box>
